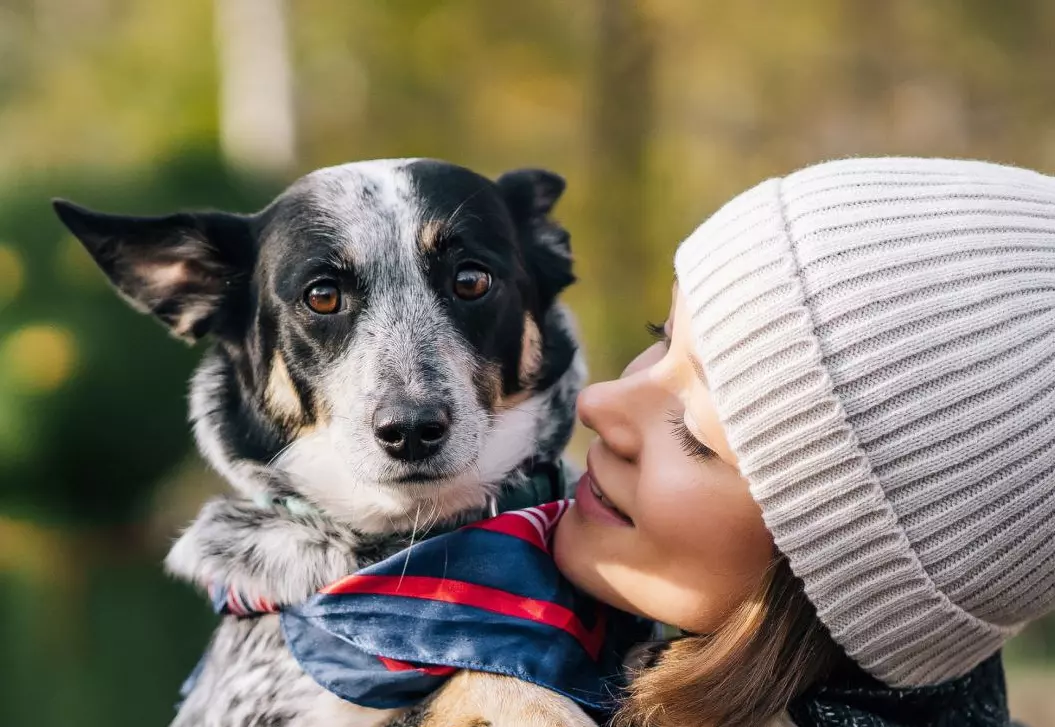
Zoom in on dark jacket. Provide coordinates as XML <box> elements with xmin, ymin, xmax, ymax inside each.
<box><xmin>788</xmin><ymin>653</ymin><xmax>1020</xmax><ymax>727</ymax></box>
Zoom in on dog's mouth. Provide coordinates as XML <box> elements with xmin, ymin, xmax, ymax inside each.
<box><xmin>390</xmin><ymin>471</ymin><xmax>453</xmax><ymax>484</ymax></box>
<box><xmin>382</xmin><ymin>455</ymin><xmax>478</xmax><ymax>486</ymax></box>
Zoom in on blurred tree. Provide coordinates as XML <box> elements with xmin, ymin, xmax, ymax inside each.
<box><xmin>583</xmin><ymin>0</ymin><xmax>657</xmax><ymax>377</ymax></box>
<box><xmin>215</xmin><ymin>0</ymin><xmax>297</xmax><ymax>175</ymax></box>
<box><xmin>0</xmin><ymin>0</ymin><xmax>219</xmax><ymax>172</ymax></box>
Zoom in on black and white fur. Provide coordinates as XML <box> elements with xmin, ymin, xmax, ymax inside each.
<box><xmin>54</xmin><ymin>159</ymin><xmax>593</xmax><ymax>727</ymax></box>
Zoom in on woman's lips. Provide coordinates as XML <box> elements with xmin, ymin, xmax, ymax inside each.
<box><xmin>574</xmin><ymin>470</ymin><xmax>634</xmax><ymax>527</ymax></box>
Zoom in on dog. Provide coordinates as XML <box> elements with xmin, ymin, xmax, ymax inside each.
<box><xmin>53</xmin><ymin>159</ymin><xmax>597</xmax><ymax>727</ymax></box>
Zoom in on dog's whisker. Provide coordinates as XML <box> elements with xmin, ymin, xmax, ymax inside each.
<box><xmin>265</xmin><ymin>438</ymin><xmax>302</xmax><ymax>469</ymax></box>
<box><xmin>423</xmin><ymin>498</ymin><xmax>443</xmax><ymax>534</ymax></box>
<box><xmin>397</xmin><ymin>503</ymin><xmax>423</xmax><ymax>590</ymax></box>
<box><xmin>441</xmin><ymin>187</ymin><xmax>487</xmax><ymax>235</ymax></box>
<box><xmin>326</xmin><ymin>414</ymin><xmax>358</xmax><ymax>423</ymax></box>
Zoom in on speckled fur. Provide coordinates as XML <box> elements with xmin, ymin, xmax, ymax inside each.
<box><xmin>171</xmin><ymin>616</ymin><xmax>395</xmax><ymax>727</ymax></box>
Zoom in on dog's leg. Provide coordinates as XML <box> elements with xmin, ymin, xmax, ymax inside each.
<box><xmin>165</xmin><ymin>497</ymin><xmax>363</xmax><ymax>606</ymax></box>
<box><xmin>383</xmin><ymin>672</ymin><xmax>598</xmax><ymax>727</ymax></box>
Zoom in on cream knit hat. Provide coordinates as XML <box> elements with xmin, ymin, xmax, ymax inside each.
<box><xmin>674</xmin><ymin>157</ymin><xmax>1055</xmax><ymax>688</ymax></box>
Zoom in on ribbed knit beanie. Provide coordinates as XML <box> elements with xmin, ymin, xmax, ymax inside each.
<box><xmin>673</xmin><ymin>157</ymin><xmax>1055</xmax><ymax>688</ymax></box>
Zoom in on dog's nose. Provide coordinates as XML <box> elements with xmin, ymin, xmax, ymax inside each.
<box><xmin>372</xmin><ymin>399</ymin><xmax>451</xmax><ymax>462</ymax></box>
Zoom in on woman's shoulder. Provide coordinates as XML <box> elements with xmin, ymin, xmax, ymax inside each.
<box><xmin>767</xmin><ymin>713</ymin><xmax>797</xmax><ymax>727</ymax></box>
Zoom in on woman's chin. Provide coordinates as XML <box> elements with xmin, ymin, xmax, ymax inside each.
<box><xmin>553</xmin><ymin>505</ymin><xmax>642</xmax><ymax>617</ymax></box>
<box><xmin>553</xmin><ymin>503</ymin><xmax>603</xmax><ymax>595</ymax></box>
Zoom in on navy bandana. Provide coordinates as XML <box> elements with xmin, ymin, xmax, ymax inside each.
<box><xmin>187</xmin><ymin>501</ymin><xmax>647</xmax><ymax>714</ymax></box>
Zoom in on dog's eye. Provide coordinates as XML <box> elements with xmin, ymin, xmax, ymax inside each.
<box><xmin>453</xmin><ymin>266</ymin><xmax>491</xmax><ymax>301</ymax></box>
<box><xmin>305</xmin><ymin>282</ymin><xmax>341</xmax><ymax>314</ymax></box>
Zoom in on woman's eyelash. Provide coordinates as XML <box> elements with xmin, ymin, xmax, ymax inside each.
<box><xmin>666</xmin><ymin>410</ymin><xmax>717</xmax><ymax>461</ymax></box>
<box><xmin>646</xmin><ymin>321</ymin><xmax>667</xmax><ymax>342</ymax></box>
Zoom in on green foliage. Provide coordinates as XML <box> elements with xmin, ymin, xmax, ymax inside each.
<box><xmin>0</xmin><ymin>566</ymin><xmax>216</xmax><ymax>727</ymax></box>
<box><xmin>0</xmin><ymin>147</ymin><xmax>280</xmax><ymax>526</ymax></box>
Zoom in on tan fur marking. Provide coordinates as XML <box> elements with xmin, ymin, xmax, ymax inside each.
<box><xmin>129</xmin><ymin>260</ymin><xmax>215</xmax><ymax>341</ymax></box>
<box><xmin>477</xmin><ymin>361</ymin><xmax>503</xmax><ymax>407</ymax></box>
<box><xmin>518</xmin><ymin>313</ymin><xmax>542</xmax><ymax>387</ymax></box>
<box><xmin>496</xmin><ymin>389</ymin><xmax>533</xmax><ymax>411</ymax></box>
<box><xmin>171</xmin><ymin>300</ymin><xmax>216</xmax><ymax>340</ymax></box>
<box><xmin>478</xmin><ymin>363</ymin><xmax>534</xmax><ymax>412</ymax></box>
<box><xmin>419</xmin><ymin>218</ymin><xmax>448</xmax><ymax>253</ymax></box>
<box><xmin>265</xmin><ymin>353</ymin><xmax>303</xmax><ymax>423</ymax></box>
<box><xmin>137</xmin><ymin>259</ymin><xmax>191</xmax><ymax>290</ymax></box>
<box><xmin>482</xmin><ymin>315</ymin><xmax>544</xmax><ymax>412</ymax></box>
<box><xmin>418</xmin><ymin>671</ymin><xmax>596</xmax><ymax>727</ymax></box>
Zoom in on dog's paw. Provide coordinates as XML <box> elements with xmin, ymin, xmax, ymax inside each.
<box><xmin>165</xmin><ymin>496</ymin><xmax>362</xmax><ymax>607</ymax></box>
<box><xmin>393</xmin><ymin>671</ymin><xmax>597</xmax><ymax>727</ymax></box>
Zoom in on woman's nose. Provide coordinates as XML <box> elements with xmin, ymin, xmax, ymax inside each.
<box><xmin>577</xmin><ymin>375</ymin><xmax>645</xmax><ymax>461</ymax></box>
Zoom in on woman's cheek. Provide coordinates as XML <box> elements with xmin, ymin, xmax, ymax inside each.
<box><xmin>634</xmin><ymin>465</ymin><xmax>707</xmax><ymax>536</ymax></box>
<box><xmin>635</xmin><ymin>469</ymin><xmax>771</xmax><ymax>583</ymax></box>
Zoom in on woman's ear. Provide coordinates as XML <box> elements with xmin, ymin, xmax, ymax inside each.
<box><xmin>52</xmin><ymin>199</ymin><xmax>255</xmax><ymax>343</ymax></box>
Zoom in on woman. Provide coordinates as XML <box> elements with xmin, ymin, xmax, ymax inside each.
<box><xmin>553</xmin><ymin>156</ymin><xmax>1055</xmax><ymax>726</ymax></box>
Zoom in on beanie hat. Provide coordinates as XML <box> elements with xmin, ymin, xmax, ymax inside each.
<box><xmin>673</xmin><ymin>157</ymin><xmax>1055</xmax><ymax>687</ymax></box>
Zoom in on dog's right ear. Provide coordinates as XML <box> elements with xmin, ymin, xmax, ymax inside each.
<box><xmin>52</xmin><ymin>199</ymin><xmax>254</xmax><ymax>343</ymax></box>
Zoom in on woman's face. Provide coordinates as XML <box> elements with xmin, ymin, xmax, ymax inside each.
<box><xmin>553</xmin><ymin>286</ymin><xmax>774</xmax><ymax>633</ymax></box>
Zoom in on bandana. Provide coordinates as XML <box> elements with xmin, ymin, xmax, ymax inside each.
<box><xmin>185</xmin><ymin>500</ymin><xmax>646</xmax><ymax>716</ymax></box>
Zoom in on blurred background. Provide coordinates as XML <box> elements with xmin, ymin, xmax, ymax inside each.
<box><xmin>1</xmin><ymin>0</ymin><xmax>1054</xmax><ymax>724</ymax></box>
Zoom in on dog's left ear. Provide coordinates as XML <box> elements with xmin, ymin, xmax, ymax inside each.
<box><xmin>496</xmin><ymin>169</ymin><xmax>575</xmax><ymax>309</ymax></box>
<box><xmin>497</xmin><ymin>169</ymin><xmax>578</xmax><ymax>392</ymax></box>
<box><xmin>52</xmin><ymin>199</ymin><xmax>254</xmax><ymax>343</ymax></box>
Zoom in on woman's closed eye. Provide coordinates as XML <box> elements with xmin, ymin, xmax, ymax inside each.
<box><xmin>667</xmin><ymin>409</ymin><xmax>716</xmax><ymax>461</ymax></box>
<box><xmin>646</xmin><ymin>321</ymin><xmax>671</xmax><ymax>349</ymax></box>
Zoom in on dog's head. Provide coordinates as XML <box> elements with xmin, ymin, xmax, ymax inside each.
<box><xmin>55</xmin><ymin>159</ymin><xmax>581</xmax><ymax>531</ymax></box>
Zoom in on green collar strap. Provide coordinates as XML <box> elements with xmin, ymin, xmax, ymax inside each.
<box><xmin>487</xmin><ymin>459</ymin><xmax>568</xmax><ymax>516</ymax></box>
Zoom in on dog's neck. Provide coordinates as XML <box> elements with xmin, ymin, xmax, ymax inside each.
<box><xmin>165</xmin><ymin>456</ymin><xmax>572</xmax><ymax>609</ymax></box>
<box><xmin>318</xmin><ymin>458</ymin><xmax>569</xmax><ymax>569</ymax></box>
<box><xmin>254</xmin><ymin>457</ymin><xmax>567</xmax><ymax>547</ymax></box>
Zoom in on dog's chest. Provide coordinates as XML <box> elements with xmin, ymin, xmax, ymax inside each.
<box><xmin>173</xmin><ymin>615</ymin><xmax>396</xmax><ymax>727</ymax></box>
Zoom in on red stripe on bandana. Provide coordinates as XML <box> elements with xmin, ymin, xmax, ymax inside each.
<box><xmin>377</xmin><ymin>656</ymin><xmax>458</xmax><ymax>676</ymax></box>
<box><xmin>464</xmin><ymin>501</ymin><xmax>569</xmax><ymax>552</ymax></box>
<box><xmin>320</xmin><ymin>574</ymin><xmax>606</xmax><ymax>659</ymax></box>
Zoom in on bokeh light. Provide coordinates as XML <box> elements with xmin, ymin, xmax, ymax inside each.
<box><xmin>2</xmin><ymin>324</ymin><xmax>78</xmax><ymax>394</ymax></box>
<box><xmin>0</xmin><ymin>245</ymin><xmax>24</xmax><ymax>306</ymax></box>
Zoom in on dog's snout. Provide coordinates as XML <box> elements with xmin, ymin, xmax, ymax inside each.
<box><xmin>372</xmin><ymin>399</ymin><xmax>451</xmax><ymax>462</ymax></box>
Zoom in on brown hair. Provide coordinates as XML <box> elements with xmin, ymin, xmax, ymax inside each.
<box><xmin>615</xmin><ymin>554</ymin><xmax>849</xmax><ymax>727</ymax></box>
